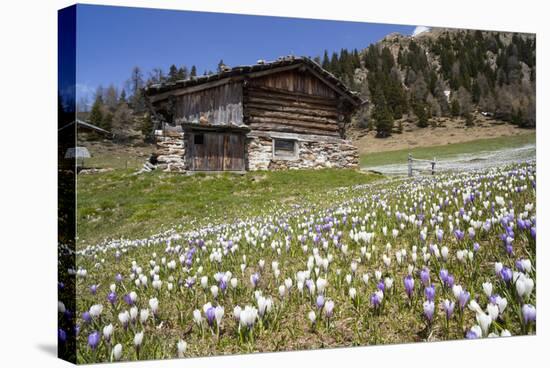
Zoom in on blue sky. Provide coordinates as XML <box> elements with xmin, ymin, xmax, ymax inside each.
<box><xmin>75</xmin><ymin>4</ymin><xmax>417</xmax><ymax>104</ymax></box>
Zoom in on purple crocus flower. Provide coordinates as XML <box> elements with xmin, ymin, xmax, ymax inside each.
<box><xmin>219</xmin><ymin>279</ymin><xmax>227</xmax><ymax>292</ymax></box>
<box><xmin>377</xmin><ymin>280</ymin><xmax>385</xmax><ymax>292</ymax></box>
<box><xmin>454</xmin><ymin>229</ymin><xmax>465</xmax><ymax>241</ymax></box>
<box><xmin>370</xmin><ymin>292</ymin><xmax>382</xmax><ymax>308</ymax></box>
<box><xmin>251</xmin><ymin>273</ymin><xmax>260</xmax><ymax>288</ymax></box>
<box><xmin>473</xmin><ymin>242</ymin><xmax>480</xmax><ymax>252</ymax></box>
<box><xmin>58</xmin><ymin>329</ymin><xmax>67</xmax><ymax>344</ymax></box>
<box><xmin>87</xmin><ymin>331</ymin><xmax>101</xmax><ymax>350</ymax></box>
<box><xmin>107</xmin><ymin>292</ymin><xmax>117</xmax><ymax>305</ymax></box>
<box><xmin>89</xmin><ymin>284</ymin><xmax>98</xmax><ymax>295</ymax></box>
<box><xmin>425</xmin><ymin>285</ymin><xmax>436</xmax><ymax>302</ymax></box>
<box><xmin>465</xmin><ymin>329</ymin><xmax>480</xmax><ymax>339</ymax></box>
<box><xmin>442</xmin><ymin>300</ymin><xmax>455</xmax><ymax>320</ymax></box>
<box><xmin>436</xmin><ymin>229</ymin><xmax>444</xmax><ymax>242</ymax></box>
<box><xmin>115</xmin><ymin>273</ymin><xmax>123</xmax><ymax>283</ymax></box>
<box><xmin>316</xmin><ymin>294</ymin><xmax>325</xmax><ymax>309</ymax></box>
<box><xmin>123</xmin><ymin>294</ymin><xmax>134</xmax><ymax>306</ymax></box>
<box><xmin>404</xmin><ymin>275</ymin><xmax>415</xmax><ymax>299</ymax></box>
<box><xmin>522</xmin><ymin>304</ymin><xmax>536</xmax><ymax>324</ymax></box>
<box><xmin>206</xmin><ymin>307</ymin><xmax>216</xmax><ymax>327</ymax></box>
<box><xmin>530</xmin><ymin>227</ymin><xmax>536</xmax><ymax>239</ymax></box>
<box><xmin>445</xmin><ymin>275</ymin><xmax>455</xmax><ymax>288</ymax></box>
<box><xmin>185</xmin><ymin>276</ymin><xmax>196</xmax><ymax>288</ymax></box>
<box><xmin>423</xmin><ymin>301</ymin><xmax>435</xmax><ymax>322</ymax></box>
<box><xmin>420</xmin><ymin>268</ymin><xmax>430</xmax><ymax>286</ymax></box>
<box><xmin>458</xmin><ymin>290</ymin><xmax>470</xmax><ymax>310</ymax></box>
<box><xmin>439</xmin><ymin>269</ymin><xmax>449</xmax><ymax>284</ymax></box>
<box><xmin>82</xmin><ymin>311</ymin><xmax>92</xmax><ymax>324</ymax></box>
<box><xmin>500</xmin><ymin>267</ymin><xmax>513</xmax><ymax>284</ymax></box>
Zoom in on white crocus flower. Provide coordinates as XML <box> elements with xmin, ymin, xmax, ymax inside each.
<box><xmin>89</xmin><ymin>304</ymin><xmax>103</xmax><ymax>318</ymax></box>
<box><xmin>214</xmin><ymin>306</ymin><xmax>224</xmax><ymax>326</ymax></box>
<box><xmin>308</xmin><ymin>310</ymin><xmax>316</xmax><ymax>324</ymax></box>
<box><xmin>112</xmin><ymin>343</ymin><xmax>123</xmax><ymax>361</ymax></box>
<box><xmin>193</xmin><ymin>309</ymin><xmax>202</xmax><ymax>325</ymax></box>
<box><xmin>130</xmin><ymin>306</ymin><xmax>138</xmax><ymax>322</ymax></box>
<box><xmin>177</xmin><ymin>340</ymin><xmax>187</xmax><ymax>358</ymax></box>
<box><xmin>487</xmin><ymin>304</ymin><xmax>499</xmax><ymax>321</ymax></box>
<box><xmin>476</xmin><ymin>312</ymin><xmax>492</xmax><ymax>336</ymax></box>
<box><xmin>103</xmin><ymin>324</ymin><xmax>114</xmax><ymax>342</ymax></box>
<box><xmin>134</xmin><ymin>331</ymin><xmax>144</xmax><ymax>347</ymax></box>
<box><xmin>482</xmin><ymin>282</ymin><xmax>493</xmax><ymax>297</ymax></box>
<box><xmin>149</xmin><ymin>298</ymin><xmax>159</xmax><ymax>315</ymax></box>
<box><xmin>118</xmin><ymin>310</ymin><xmax>130</xmax><ymax>326</ymax></box>
<box><xmin>140</xmin><ymin>308</ymin><xmax>149</xmax><ymax>324</ymax></box>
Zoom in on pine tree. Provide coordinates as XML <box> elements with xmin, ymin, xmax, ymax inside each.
<box><xmin>89</xmin><ymin>89</ymin><xmax>104</xmax><ymax>128</ymax></box>
<box><xmin>451</xmin><ymin>99</ymin><xmax>460</xmax><ymax>117</ymax></box>
<box><xmin>190</xmin><ymin>65</ymin><xmax>197</xmax><ymax>77</ymax></box>
<box><xmin>322</xmin><ymin>50</ymin><xmax>330</xmax><ymax>70</ymax></box>
<box><xmin>217</xmin><ymin>59</ymin><xmax>225</xmax><ymax>73</ymax></box>
<box><xmin>168</xmin><ymin>64</ymin><xmax>178</xmax><ymax>81</ymax></box>
<box><xmin>118</xmin><ymin>89</ymin><xmax>127</xmax><ymax>104</ymax></box>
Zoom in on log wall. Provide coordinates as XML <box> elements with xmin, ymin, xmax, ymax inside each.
<box><xmin>174</xmin><ymin>82</ymin><xmax>244</xmax><ymax>125</ymax></box>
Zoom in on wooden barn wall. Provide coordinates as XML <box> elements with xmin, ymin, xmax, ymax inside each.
<box><xmin>250</xmin><ymin>70</ymin><xmax>338</xmax><ymax>98</ymax></box>
<box><xmin>244</xmin><ymin>70</ymin><xmax>342</xmax><ymax>137</ymax></box>
<box><xmin>174</xmin><ymin>82</ymin><xmax>244</xmax><ymax>125</ymax></box>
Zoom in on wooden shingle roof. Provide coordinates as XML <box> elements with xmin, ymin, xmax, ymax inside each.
<box><xmin>144</xmin><ymin>56</ymin><xmax>364</xmax><ymax>106</ymax></box>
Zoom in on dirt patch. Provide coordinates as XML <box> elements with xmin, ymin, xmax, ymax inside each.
<box><xmin>351</xmin><ymin>115</ymin><xmax>532</xmax><ymax>155</ymax></box>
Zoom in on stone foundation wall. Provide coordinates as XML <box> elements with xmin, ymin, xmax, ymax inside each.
<box><xmin>247</xmin><ymin>135</ymin><xmax>359</xmax><ymax>171</ymax></box>
<box><xmin>154</xmin><ymin>130</ymin><xmax>187</xmax><ymax>172</ymax></box>
<box><xmin>148</xmin><ymin>131</ymin><xmax>359</xmax><ymax>172</ymax></box>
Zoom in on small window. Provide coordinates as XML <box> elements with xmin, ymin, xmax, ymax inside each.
<box><xmin>273</xmin><ymin>138</ymin><xmax>296</xmax><ymax>157</ymax></box>
<box><xmin>194</xmin><ymin>134</ymin><xmax>204</xmax><ymax>145</ymax></box>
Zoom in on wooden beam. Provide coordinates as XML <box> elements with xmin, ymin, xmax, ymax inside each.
<box><xmin>245</xmin><ymin>102</ymin><xmax>339</xmax><ymax>118</ymax></box>
<box><xmin>245</xmin><ymin>108</ymin><xmax>340</xmax><ymax>125</ymax></box>
<box><xmin>243</xmin><ymin>95</ymin><xmax>338</xmax><ymax>112</ymax></box>
<box><xmin>247</xmin><ymin>117</ymin><xmax>339</xmax><ymax>132</ymax></box>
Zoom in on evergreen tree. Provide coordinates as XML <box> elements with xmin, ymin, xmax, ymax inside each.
<box><xmin>89</xmin><ymin>93</ymin><xmax>104</xmax><ymax>129</ymax></box>
<box><xmin>217</xmin><ymin>59</ymin><xmax>225</xmax><ymax>73</ymax></box>
<box><xmin>118</xmin><ymin>89</ymin><xmax>127</xmax><ymax>104</ymax></box>
<box><xmin>190</xmin><ymin>65</ymin><xmax>197</xmax><ymax>77</ymax></box>
<box><xmin>451</xmin><ymin>99</ymin><xmax>460</xmax><ymax>117</ymax></box>
<box><xmin>168</xmin><ymin>64</ymin><xmax>179</xmax><ymax>81</ymax></box>
<box><xmin>322</xmin><ymin>50</ymin><xmax>330</xmax><ymax>70</ymax></box>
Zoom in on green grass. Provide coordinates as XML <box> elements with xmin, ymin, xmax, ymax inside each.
<box><xmin>77</xmin><ymin>169</ymin><xmax>382</xmax><ymax>246</ymax></box>
<box><xmin>360</xmin><ymin>132</ymin><xmax>536</xmax><ymax>167</ymax></box>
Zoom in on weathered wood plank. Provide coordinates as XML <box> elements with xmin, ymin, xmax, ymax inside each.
<box><xmin>245</xmin><ymin>108</ymin><xmax>340</xmax><ymax>125</ymax></box>
<box><xmin>247</xmin><ymin>85</ymin><xmax>339</xmax><ymax>105</ymax></box>
<box><xmin>243</xmin><ymin>95</ymin><xmax>339</xmax><ymax>112</ymax></box>
<box><xmin>245</xmin><ymin>102</ymin><xmax>339</xmax><ymax>118</ymax></box>
<box><xmin>247</xmin><ymin>115</ymin><xmax>339</xmax><ymax>131</ymax></box>
<box><xmin>250</xmin><ymin>124</ymin><xmax>340</xmax><ymax>137</ymax></box>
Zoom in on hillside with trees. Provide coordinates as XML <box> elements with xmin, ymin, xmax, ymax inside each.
<box><xmin>318</xmin><ymin>28</ymin><xmax>536</xmax><ymax>137</ymax></box>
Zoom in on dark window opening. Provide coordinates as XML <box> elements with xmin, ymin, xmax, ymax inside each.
<box><xmin>274</xmin><ymin>139</ymin><xmax>295</xmax><ymax>156</ymax></box>
<box><xmin>194</xmin><ymin>134</ymin><xmax>204</xmax><ymax>145</ymax></box>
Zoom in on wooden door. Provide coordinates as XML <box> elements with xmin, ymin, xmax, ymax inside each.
<box><xmin>187</xmin><ymin>132</ymin><xmax>245</xmax><ymax>171</ymax></box>
<box><xmin>223</xmin><ymin>134</ymin><xmax>245</xmax><ymax>171</ymax></box>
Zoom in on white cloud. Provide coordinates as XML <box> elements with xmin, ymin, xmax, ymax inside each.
<box><xmin>412</xmin><ymin>26</ymin><xmax>430</xmax><ymax>37</ymax></box>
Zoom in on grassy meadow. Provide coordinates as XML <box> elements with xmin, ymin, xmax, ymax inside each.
<box><xmin>360</xmin><ymin>132</ymin><xmax>535</xmax><ymax>168</ymax></box>
<box><xmin>76</xmin><ymin>169</ymin><xmax>382</xmax><ymax>247</ymax></box>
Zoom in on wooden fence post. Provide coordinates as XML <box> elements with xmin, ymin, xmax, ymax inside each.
<box><xmin>408</xmin><ymin>153</ymin><xmax>413</xmax><ymax>177</ymax></box>
<box><xmin>431</xmin><ymin>157</ymin><xmax>436</xmax><ymax>175</ymax></box>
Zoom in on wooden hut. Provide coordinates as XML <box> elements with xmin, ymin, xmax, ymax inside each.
<box><xmin>144</xmin><ymin>56</ymin><xmax>364</xmax><ymax>172</ymax></box>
